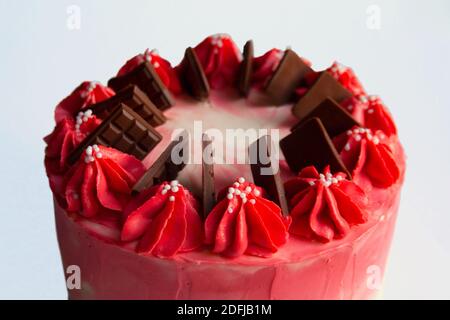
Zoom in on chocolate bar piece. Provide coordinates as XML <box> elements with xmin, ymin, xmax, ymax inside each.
<box><xmin>202</xmin><ymin>134</ymin><xmax>215</xmax><ymax>218</ymax></box>
<box><xmin>179</xmin><ymin>47</ymin><xmax>210</xmax><ymax>100</ymax></box>
<box><xmin>291</xmin><ymin>98</ymin><xmax>359</xmax><ymax>137</ymax></box>
<box><xmin>292</xmin><ymin>72</ymin><xmax>352</xmax><ymax>120</ymax></box>
<box><xmin>265</xmin><ymin>49</ymin><xmax>313</xmax><ymax>105</ymax></box>
<box><xmin>237</xmin><ymin>40</ymin><xmax>254</xmax><ymax>96</ymax></box>
<box><xmin>280</xmin><ymin>117</ymin><xmax>350</xmax><ymax>178</ymax></box>
<box><xmin>68</xmin><ymin>104</ymin><xmax>162</xmax><ymax>164</ymax></box>
<box><xmin>88</xmin><ymin>85</ymin><xmax>166</xmax><ymax>127</ymax></box>
<box><xmin>108</xmin><ymin>62</ymin><xmax>174</xmax><ymax>110</ymax></box>
<box><xmin>132</xmin><ymin>130</ymin><xmax>189</xmax><ymax>193</ymax></box>
<box><xmin>249</xmin><ymin>135</ymin><xmax>289</xmax><ymax>217</ymax></box>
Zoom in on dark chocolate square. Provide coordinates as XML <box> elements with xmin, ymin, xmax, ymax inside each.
<box><xmin>264</xmin><ymin>49</ymin><xmax>314</xmax><ymax>105</ymax></box>
<box><xmin>292</xmin><ymin>72</ymin><xmax>352</xmax><ymax>120</ymax></box>
<box><xmin>291</xmin><ymin>97</ymin><xmax>360</xmax><ymax>137</ymax></box>
<box><xmin>280</xmin><ymin>117</ymin><xmax>350</xmax><ymax>177</ymax></box>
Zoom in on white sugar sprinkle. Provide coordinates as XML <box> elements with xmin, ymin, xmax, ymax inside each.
<box><xmin>238</xmin><ymin>177</ymin><xmax>245</xmax><ymax>184</ymax></box>
<box><xmin>344</xmin><ymin>143</ymin><xmax>351</xmax><ymax>151</ymax></box>
<box><xmin>227</xmin><ymin>193</ymin><xmax>233</xmax><ymax>200</ymax></box>
<box><xmin>169</xmin><ymin>196</ymin><xmax>175</xmax><ymax>202</ymax></box>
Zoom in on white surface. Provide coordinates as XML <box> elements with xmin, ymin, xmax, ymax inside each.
<box><xmin>0</xmin><ymin>0</ymin><xmax>449</xmax><ymax>299</ymax></box>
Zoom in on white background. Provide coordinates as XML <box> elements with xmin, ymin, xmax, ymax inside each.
<box><xmin>0</xmin><ymin>0</ymin><xmax>449</xmax><ymax>299</ymax></box>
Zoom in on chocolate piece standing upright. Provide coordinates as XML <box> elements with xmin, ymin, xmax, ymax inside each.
<box><xmin>291</xmin><ymin>97</ymin><xmax>360</xmax><ymax>137</ymax></box>
<box><xmin>179</xmin><ymin>47</ymin><xmax>210</xmax><ymax>100</ymax></box>
<box><xmin>292</xmin><ymin>72</ymin><xmax>352</xmax><ymax>120</ymax></box>
<box><xmin>280</xmin><ymin>117</ymin><xmax>351</xmax><ymax>178</ymax></box>
<box><xmin>132</xmin><ymin>130</ymin><xmax>189</xmax><ymax>193</ymax></box>
<box><xmin>108</xmin><ymin>62</ymin><xmax>174</xmax><ymax>110</ymax></box>
<box><xmin>265</xmin><ymin>49</ymin><xmax>314</xmax><ymax>105</ymax></box>
<box><xmin>237</xmin><ymin>40</ymin><xmax>254</xmax><ymax>96</ymax></box>
<box><xmin>68</xmin><ymin>104</ymin><xmax>162</xmax><ymax>164</ymax></box>
<box><xmin>87</xmin><ymin>85</ymin><xmax>166</xmax><ymax>127</ymax></box>
<box><xmin>249</xmin><ymin>135</ymin><xmax>289</xmax><ymax>217</ymax></box>
<box><xmin>202</xmin><ymin>134</ymin><xmax>215</xmax><ymax>218</ymax></box>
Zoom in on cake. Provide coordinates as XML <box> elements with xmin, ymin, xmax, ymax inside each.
<box><xmin>44</xmin><ymin>34</ymin><xmax>405</xmax><ymax>300</ymax></box>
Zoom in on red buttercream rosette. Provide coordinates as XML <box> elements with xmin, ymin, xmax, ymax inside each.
<box><xmin>193</xmin><ymin>34</ymin><xmax>242</xmax><ymax>89</ymax></box>
<box><xmin>334</xmin><ymin>127</ymin><xmax>400</xmax><ymax>188</ymax></box>
<box><xmin>54</xmin><ymin>81</ymin><xmax>115</xmax><ymax>123</ymax></box>
<box><xmin>284</xmin><ymin>166</ymin><xmax>368</xmax><ymax>242</ymax></box>
<box><xmin>205</xmin><ymin>177</ymin><xmax>290</xmax><ymax>258</ymax></box>
<box><xmin>117</xmin><ymin>49</ymin><xmax>182</xmax><ymax>95</ymax></box>
<box><xmin>251</xmin><ymin>48</ymin><xmax>284</xmax><ymax>89</ymax></box>
<box><xmin>121</xmin><ymin>181</ymin><xmax>203</xmax><ymax>257</ymax></box>
<box><xmin>341</xmin><ymin>95</ymin><xmax>397</xmax><ymax>136</ymax></box>
<box><xmin>326</xmin><ymin>61</ymin><xmax>366</xmax><ymax>96</ymax></box>
<box><xmin>44</xmin><ymin>110</ymin><xmax>101</xmax><ymax>202</ymax></box>
<box><xmin>44</xmin><ymin>109</ymin><xmax>101</xmax><ymax>176</ymax></box>
<box><xmin>63</xmin><ymin>145</ymin><xmax>145</xmax><ymax>218</ymax></box>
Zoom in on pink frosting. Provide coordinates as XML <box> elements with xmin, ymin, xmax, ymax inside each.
<box><xmin>284</xmin><ymin>166</ymin><xmax>368</xmax><ymax>242</ymax></box>
<box><xmin>54</xmin><ymin>81</ymin><xmax>115</xmax><ymax>123</ymax></box>
<box><xmin>205</xmin><ymin>178</ymin><xmax>290</xmax><ymax>258</ymax></box>
<box><xmin>117</xmin><ymin>49</ymin><xmax>182</xmax><ymax>95</ymax></box>
<box><xmin>193</xmin><ymin>34</ymin><xmax>242</xmax><ymax>89</ymax></box>
<box><xmin>121</xmin><ymin>181</ymin><xmax>203</xmax><ymax>258</ymax></box>
<box><xmin>334</xmin><ymin>127</ymin><xmax>400</xmax><ymax>188</ymax></box>
<box><xmin>63</xmin><ymin>145</ymin><xmax>146</xmax><ymax>218</ymax></box>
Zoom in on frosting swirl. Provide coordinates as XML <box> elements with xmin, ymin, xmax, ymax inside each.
<box><xmin>342</xmin><ymin>95</ymin><xmax>397</xmax><ymax>136</ymax></box>
<box><xmin>326</xmin><ymin>61</ymin><xmax>366</xmax><ymax>96</ymax></box>
<box><xmin>284</xmin><ymin>166</ymin><xmax>368</xmax><ymax>242</ymax></box>
<box><xmin>64</xmin><ymin>145</ymin><xmax>145</xmax><ymax>218</ymax></box>
<box><xmin>54</xmin><ymin>81</ymin><xmax>115</xmax><ymax>123</ymax></box>
<box><xmin>193</xmin><ymin>34</ymin><xmax>242</xmax><ymax>89</ymax></box>
<box><xmin>121</xmin><ymin>181</ymin><xmax>203</xmax><ymax>257</ymax></box>
<box><xmin>44</xmin><ymin>110</ymin><xmax>101</xmax><ymax>202</ymax></box>
<box><xmin>205</xmin><ymin>177</ymin><xmax>290</xmax><ymax>258</ymax></box>
<box><xmin>251</xmin><ymin>48</ymin><xmax>284</xmax><ymax>89</ymax></box>
<box><xmin>117</xmin><ymin>49</ymin><xmax>182</xmax><ymax>94</ymax></box>
<box><xmin>334</xmin><ymin>127</ymin><xmax>400</xmax><ymax>188</ymax></box>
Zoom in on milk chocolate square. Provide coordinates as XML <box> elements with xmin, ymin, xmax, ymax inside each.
<box><xmin>108</xmin><ymin>62</ymin><xmax>174</xmax><ymax>110</ymax></box>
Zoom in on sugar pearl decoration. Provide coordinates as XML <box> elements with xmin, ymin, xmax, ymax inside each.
<box><xmin>80</xmin><ymin>81</ymin><xmax>98</xmax><ymax>98</ymax></box>
<box><xmin>84</xmin><ymin>144</ymin><xmax>103</xmax><ymax>163</ymax></box>
<box><xmin>75</xmin><ymin>109</ymin><xmax>94</xmax><ymax>132</ymax></box>
<box><xmin>169</xmin><ymin>196</ymin><xmax>175</xmax><ymax>202</ymax></box>
<box><xmin>238</xmin><ymin>177</ymin><xmax>245</xmax><ymax>184</ymax></box>
<box><xmin>311</xmin><ymin>172</ymin><xmax>344</xmax><ymax>187</ymax></box>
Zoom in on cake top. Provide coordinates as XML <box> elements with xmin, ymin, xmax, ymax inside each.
<box><xmin>44</xmin><ymin>34</ymin><xmax>404</xmax><ymax>259</ymax></box>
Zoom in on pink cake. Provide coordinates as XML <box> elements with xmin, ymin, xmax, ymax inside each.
<box><xmin>44</xmin><ymin>34</ymin><xmax>405</xmax><ymax>300</ymax></box>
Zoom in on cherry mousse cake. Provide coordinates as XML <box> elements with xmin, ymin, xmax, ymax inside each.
<box><xmin>44</xmin><ymin>34</ymin><xmax>405</xmax><ymax>300</ymax></box>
